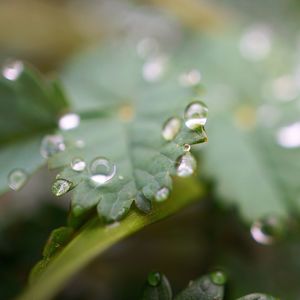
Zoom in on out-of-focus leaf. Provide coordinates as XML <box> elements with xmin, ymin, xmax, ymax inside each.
<box><xmin>0</xmin><ymin>63</ymin><xmax>68</xmax><ymax>195</ymax></box>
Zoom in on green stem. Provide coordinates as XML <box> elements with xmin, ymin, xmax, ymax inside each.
<box><xmin>18</xmin><ymin>178</ymin><xmax>204</xmax><ymax>300</ymax></box>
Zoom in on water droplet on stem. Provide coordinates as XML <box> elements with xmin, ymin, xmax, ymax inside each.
<box><xmin>176</xmin><ymin>152</ymin><xmax>197</xmax><ymax>177</ymax></box>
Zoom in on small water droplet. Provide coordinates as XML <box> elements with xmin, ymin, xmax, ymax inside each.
<box><xmin>239</xmin><ymin>24</ymin><xmax>272</xmax><ymax>61</ymax></box>
<box><xmin>71</xmin><ymin>158</ymin><xmax>86</xmax><ymax>172</ymax></box>
<box><xmin>59</xmin><ymin>113</ymin><xmax>80</xmax><ymax>131</ymax></box>
<box><xmin>137</xmin><ymin>37</ymin><xmax>159</xmax><ymax>59</ymax></box>
<box><xmin>176</xmin><ymin>152</ymin><xmax>197</xmax><ymax>177</ymax></box>
<box><xmin>183</xmin><ymin>144</ymin><xmax>191</xmax><ymax>152</ymax></box>
<box><xmin>118</xmin><ymin>175</ymin><xmax>124</xmax><ymax>180</ymax></box>
<box><xmin>162</xmin><ymin>117</ymin><xmax>181</xmax><ymax>141</ymax></box>
<box><xmin>7</xmin><ymin>169</ymin><xmax>28</xmax><ymax>191</ymax></box>
<box><xmin>2</xmin><ymin>60</ymin><xmax>24</xmax><ymax>81</ymax></box>
<box><xmin>89</xmin><ymin>157</ymin><xmax>116</xmax><ymax>187</ymax></box>
<box><xmin>210</xmin><ymin>271</ymin><xmax>227</xmax><ymax>285</ymax></box>
<box><xmin>179</xmin><ymin>69</ymin><xmax>201</xmax><ymax>87</ymax></box>
<box><xmin>40</xmin><ymin>135</ymin><xmax>66</xmax><ymax>158</ymax></box>
<box><xmin>142</xmin><ymin>56</ymin><xmax>167</xmax><ymax>82</ymax></box>
<box><xmin>184</xmin><ymin>101</ymin><xmax>208</xmax><ymax>129</ymax></box>
<box><xmin>276</xmin><ymin>122</ymin><xmax>300</xmax><ymax>148</ymax></box>
<box><xmin>251</xmin><ymin>216</ymin><xmax>283</xmax><ymax>245</ymax></box>
<box><xmin>52</xmin><ymin>179</ymin><xmax>72</xmax><ymax>197</ymax></box>
<box><xmin>147</xmin><ymin>272</ymin><xmax>161</xmax><ymax>287</ymax></box>
<box><xmin>155</xmin><ymin>187</ymin><xmax>170</xmax><ymax>202</ymax></box>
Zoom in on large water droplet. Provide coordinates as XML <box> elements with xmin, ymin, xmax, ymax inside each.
<box><xmin>176</xmin><ymin>152</ymin><xmax>197</xmax><ymax>177</ymax></box>
<box><xmin>59</xmin><ymin>113</ymin><xmax>80</xmax><ymax>131</ymax></box>
<box><xmin>7</xmin><ymin>169</ymin><xmax>28</xmax><ymax>191</ymax></box>
<box><xmin>40</xmin><ymin>135</ymin><xmax>66</xmax><ymax>158</ymax></box>
<box><xmin>276</xmin><ymin>122</ymin><xmax>300</xmax><ymax>148</ymax></box>
<box><xmin>155</xmin><ymin>187</ymin><xmax>170</xmax><ymax>202</ymax></box>
<box><xmin>184</xmin><ymin>101</ymin><xmax>208</xmax><ymax>129</ymax></box>
<box><xmin>89</xmin><ymin>157</ymin><xmax>116</xmax><ymax>187</ymax></box>
<box><xmin>162</xmin><ymin>117</ymin><xmax>181</xmax><ymax>141</ymax></box>
<box><xmin>71</xmin><ymin>158</ymin><xmax>86</xmax><ymax>172</ymax></box>
<box><xmin>250</xmin><ymin>216</ymin><xmax>283</xmax><ymax>245</ymax></box>
<box><xmin>2</xmin><ymin>60</ymin><xmax>24</xmax><ymax>81</ymax></box>
<box><xmin>239</xmin><ymin>24</ymin><xmax>272</xmax><ymax>61</ymax></box>
<box><xmin>210</xmin><ymin>271</ymin><xmax>227</xmax><ymax>285</ymax></box>
<box><xmin>52</xmin><ymin>179</ymin><xmax>72</xmax><ymax>197</ymax></box>
<box><xmin>147</xmin><ymin>272</ymin><xmax>161</xmax><ymax>287</ymax></box>
<box><xmin>179</xmin><ymin>69</ymin><xmax>201</xmax><ymax>87</ymax></box>
<box><xmin>142</xmin><ymin>56</ymin><xmax>167</xmax><ymax>82</ymax></box>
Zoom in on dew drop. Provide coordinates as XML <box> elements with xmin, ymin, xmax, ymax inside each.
<box><xmin>184</xmin><ymin>101</ymin><xmax>208</xmax><ymax>129</ymax></box>
<box><xmin>142</xmin><ymin>56</ymin><xmax>167</xmax><ymax>82</ymax></box>
<box><xmin>183</xmin><ymin>144</ymin><xmax>191</xmax><ymax>152</ymax></box>
<box><xmin>276</xmin><ymin>122</ymin><xmax>300</xmax><ymax>148</ymax></box>
<box><xmin>7</xmin><ymin>169</ymin><xmax>28</xmax><ymax>191</ymax></box>
<box><xmin>239</xmin><ymin>24</ymin><xmax>272</xmax><ymax>61</ymax></box>
<box><xmin>52</xmin><ymin>179</ymin><xmax>72</xmax><ymax>197</ymax></box>
<box><xmin>176</xmin><ymin>152</ymin><xmax>197</xmax><ymax>177</ymax></box>
<box><xmin>210</xmin><ymin>271</ymin><xmax>227</xmax><ymax>285</ymax></box>
<box><xmin>89</xmin><ymin>157</ymin><xmax>116</xmax><ymax>187</ymax></box>
<box><xmin>71</xmin><ymin>158</ymin><xmax>86</xmax><ymax>172</ymax></box>
<box><xmin>250</xmin><ymin>216</ymin><xmax>283</xmax><ymax>245</ymax></box>
<box><xmin>162</xmin><ymin>117</ymin><xmax>181</xmax><ymax>141</ymax></box>
<box><xmin>155</xmin><ymin>187</ymin><xmax>170</xmax><ymax>202</ymax></box>
<box><xmin>2</xmin><ymin>60</ymin><xmax>24</xmax><ymax>81</ymax></box>
<box><xmin>147</xmin><ymin>272</ymin><xmax>161</xmax><ymax>287</ymax></box>
<box><xmin>59</xmin><ymin>113</ymin><xmax>80</xmax><ymax>131</ymax></box>
<box><xmin>179</xmin><ymin>69</ymin><xmax>201</xmax><ymax>87</ymax></box>
<box><xmin>40</xmin><ymin>135</ymin><xmax>66</xmax><ymax>158</ymax></box>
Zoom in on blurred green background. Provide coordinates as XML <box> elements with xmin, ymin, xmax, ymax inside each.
<box><xmin>1</xmin><ymin>0</ymin><xmax>300</xmax><ymax>299</ymax></box>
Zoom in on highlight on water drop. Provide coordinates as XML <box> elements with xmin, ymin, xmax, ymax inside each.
<box><xmin>59</xmin><ymin>113</ymin><xmax>80</xmax><ymax>131</ymax></box>
<box><xmin>184</xmin><ymin>100</ymin><xmax>208</xmax><ymax>129</ymax></box>
<box><xmin>155</xmin><ymin>187</ymin><xmax>170</xmax><ymax>202</ymax></box>
<box><xmin>40</xmin><ymin>134</ymin><xmax>66</xmax><ymax>158</ymax></box>
<box><xmin>2</xmin><ymin>60</ymin><xmax>24</xmax><ymax>81</ymax></box>
<box><xmin>176</xmin><ymin>152</ymin><xmax>197</xmax><ymax>177</ymax></box>
<box><xmin>7</xmin><ymin>169</ymin><xmax>28</xmax><ymax>191</ymax></box>
<box><xmin>89</xmin><ymin>157</ymin><xmax>117</xmax><ymax>187</ymax></box>
<box><xmin>52</xmin><ymin>178</ymin><xmax>73</xmax><ymax>197</ymax></box>
<box><xmin>162</xmin><ymin>117</ymin><xmax>181</xmax><ymax>141</ymax></box>
<box><xmin>71</xmin><ymin>158</ymin><xmax>86</xmax><ymax>172</ymax></box>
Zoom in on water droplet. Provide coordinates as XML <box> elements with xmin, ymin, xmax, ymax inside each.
<box><xmin>89</xmin><ymin>157</ymin><xmax>116</xmax><ymax>187</ymax></box>
<box><xmin>2</xmin><ymin>60</ymin><xmax>24</xmax><ymax>81</ymax></box>
<box><xmin>183</xmin><ymin>144</ymin><xmax>191</xmax><ymax>152</ymax></box>
<box><xmin>162</xmin><ymin>117</ymin><xmax>181</xmax><ymax>141</ymax></box>
<box><xmin>155</xmin><ymin>187</ymin><xmax>170</xmax><ymax>202</ymax></box>
<box><xmin>176</xmin><ymin>152</ymin><xmax>197</xmax><ymax>177</ymax></box>
<box><xmin>40</xmin><ymin>135</ymin><xmax>66</xmax><ymax>158</ymax></box>
<box><xmin>147</xmin><ymin>272</ymin><xmax>161</xmax><ymax>287</ymax></box>
<box><xmin>179</xmin><ymin>69</ymin><xmax>201</xmax><ymax>87</ymax></box>
<box><xmin>142</xmin><ymin>56</ymin><xmax>167</xmax><ymax>82</ymax></box>
<box><xmin>118</xmin><ymin>175</ymin><xmax>124</xmax><ymax>180</ymax></box>
<box><xmin>210</xmin><ymin>271</ymin><xmax>227</xmax><ymax>285</ymax></box>
<box><xmin>239</xmin><ymin>24</ymin><xmax>272</xmax><ymax>61</ymax></box>
<box><xmin>276</xmin><ymin>122</ymin><xmax>300</xmax><ymax>148</ymax></box>
<box><xmin>184</xmin><ymin>101</ymin><xmax>208</xmax><ymax>129</ymax></box>
<box><xmin>75</xmin><ymin>139</ymin><xmax>85</xmax><ymax>148</ymax></box>
<box><xmin>251</xmin><ymin>216</ymin><xmax>283</xmax><ymax>245</ymax></box>
<box><xmin>52</xmin><ymin>179</ymin><xmax>72</xmax><ymax>197</ymax></box>
<box><xmin>71</xmin><ymin>158</ymin><xmax>86</xmax><ymax>172</ymax></box>
<box><xmin>59</xmin><ymin>113</ymin><xmax>80</xmax><ymax>131</ymax></box>
<box><xmin>7</xmin><ymin>169</ymin><xmax>28</xmax><ymax>191</ymax></box>
<box><xmin>137</xmin><ymin>37</ymin><xmax>159</xmax><ymax>59</ymax></box>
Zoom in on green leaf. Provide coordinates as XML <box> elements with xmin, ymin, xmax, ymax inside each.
<box><xmin>174</xmin><ymin>272</ymin><xmax>225</xmax><ymax>300</ymax></box>
<box><xmin>236</xmin><ymin>294</ymin><xmax>279</xmax><ymax>300</ymax></box>
<box><xmin>141</xmin><ymin>272</ymin><xmax>172</xmax><ymax>300</ymax></box>
<box><xmin>18</xmin><ymin>177</ymin><xmax>203</xmax><ymax>300</ymax></box>
<box><xmin>49</xmin><ymin>42</ymin><xmax>207</xmax><ymax>222</ymax></box>
<box><xmin>0</xmin><ymin>62</ymin><xmax>68</xmax><ymax>194</ymax></box>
